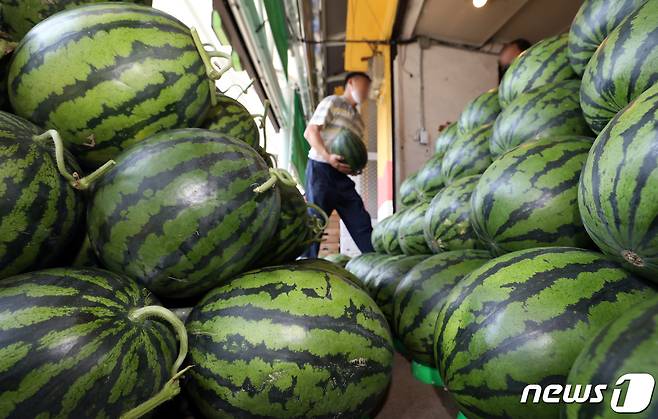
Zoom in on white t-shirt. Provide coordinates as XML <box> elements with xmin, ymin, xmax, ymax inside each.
<box><xmin>307</xmin><ymin>95</ymin><xmax>365</xmax><ymax>163</ymax></box>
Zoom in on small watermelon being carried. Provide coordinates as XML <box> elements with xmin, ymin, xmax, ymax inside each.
<box><xmin>202</xmin><ymin>93</ymin><xmax>260</xmax><ymax>149</ymax></box>
<box><xmin>441</xmin><ymin>124</ymin><xmax>493</xmax><ymax>185</ymax></box>
<box><xmin>87</xmin><ymin>129</ymin><xmax>281</xmax><ymax>299</ymax></box>
<box><xmin>399</xmin><ymin>172</ymin><xmax>420</xmax><ymax>207</ymax></box>
<box><xmin>434</xmin><ymin>122</ymin><xmax>459</xmax><ymax>158</ymax></box>
<box><xmin>329</xmin><ymin>128</ymin><xmax>368</xmax><ymax>173</ymax></box>
<box><xmin>457</xmin><ymin>89</ymin><xmax>501</xmax><ymax>134</ymax></box>
<box><xmin>414</xmin><ymin>154</ymin><xmax>444</xmax><ymax>201</ymax></box>
<box><xmin>185</xmin><ymin>266</ymin><xmax>394</xmax><ymax>418</ymax></box>
<box><xmin>434</xmin><ymin>247</ymin><xmax>657</xmax><ymax>419</ymax></box>
<box><xmin>398</xmin><ymin>202</ymin><xmax>433</xmax><ymax>256</ymax></box>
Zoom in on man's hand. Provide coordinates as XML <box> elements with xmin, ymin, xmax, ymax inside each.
<box><xmin>328</xmin><ymin>154</ymin><xmax>352</xmax><ymax>174</ymax></box>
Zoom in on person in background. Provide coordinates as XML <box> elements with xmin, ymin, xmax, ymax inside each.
<box><xmin>498</xmin><ymin>38</ymin><xmax>532</xmax><ymax>81</ymax></box>
<box><xmin>302</xmin><ymin>72</ymin><xmax>375</xmax><ymax>258</ymax></box>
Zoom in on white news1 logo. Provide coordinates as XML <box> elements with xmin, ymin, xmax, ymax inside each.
<box><xmin>520</xmin><ymin>373</ymin><xmax>655</xmax><ymax>413</ymax></box>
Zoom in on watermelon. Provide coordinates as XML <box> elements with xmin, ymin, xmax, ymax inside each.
<box><xmin>382</xmin><ymin>210</ymin><xmax>405</xmax><ymax>255</ymax></box>
<box><xmin>441</xmin><ymin>124</ymin><xmax>493</xmax><ymax>185</ymax></box>
<box><xmin>579</xmin><ymin>84</ymin><xmax>658</xmax><ymax>282</ymax></box>
<box><xmin>291</xmin><ymin>258</ymin><xmax>361</xmax><ymax>286</ymax></box>
<box><xmin>424</xmin><ymin>175</ymin><xmax>483</xmax><ymax>252</ymax></box>
<box><xmin>366</xmin><ymin>254</ymin><xmax>427</xmax><ymax>322</ymax></box>
<box><xmin>568</xmin><ymin>0</ymin><xmax>648</xmax><ymax>76</ymax></box>
<box><xmin>202</xmin><ymin>93</ymin><xmax>260</xmax><ymax>149</ymax></box>
<box><xmin>87</xmin><ymin>128</ymin><xmax>280</xmax><ymax>299</ymax></box>
<box><xmin>185</xmin><ymin>266</ymin><xmax>394</xmax><ymax>418</ymax></box>
<box><xmin>458</xmin><ymin>89</ymin><xmax>501</xmax><ymax>134</ymax></box>
<box><xmin>434</xmin><ymin>122</ymin><xmax>459</xmax><ymax>158</ymax></box>
<box><xmin>0</xmin><ymin>268</ymin><xmax>189</xmax><ymax>419</ymax></box>
<box><xmin>434</xmin><ymin>247</ymin><xmax>657</xmax><ymax>419</ymax></box>
<box><xmin>393</xmin><ymin>250</ymin><xmax>489</xmax><ymax>365</ymax></box>
<box><xmin>399</xmin><ymin>202</ymin><xmax>433</xmax><ymax>255</ymax></box>
<box><xmin>8</xmin><ymin>3</ymin><xmax>213</xmax><ymax>169</ymax></box>
<box><xmin>361</xmin><ymin>254</ymin><xmax>400</xmax><ymax>291</ymax></box>
<box><xmin>499</xmin><ymin>34</ymin><xmax>577</xmax><ymax>108</ymax></box>
<box><xmin>371</xmin><ymin>217</ymin><xmax>389</xmax><ymax>253</ymax></box>
<box><xmin>471</xmin><ymin>136</ymin><xmax>594</xmax><ymax>256</ymax></box>
<box><xmin>580</xmin><ymin>0</ymin><xmax>658</xmax><ymax>133</ymax></box>
<box><xmin>490</xmin><ymin>80</ymin><xmax>593</xmax><ymax>156</ymax></box>
<box><xmin>322</xmin><ymin>253</ymin><xmax>351</xmax><ymax>267</ymax></box>
<box><xmin>345</xmin><ymin>252</ymin><xmax>389</xmax><ymax>286</ymax></box>
<box><xmin>399</xmin><ymin>172</ymin><xmax>419</xmax><ymax>207</ymax></box>
<box><xmin>565</xmin><ymin>296</ymin><xmax>658</xmax><ymax>419</ymax></box>
<box><xmin>415</xmin><ymin>154</ymin><xmax>444</xmax><ymax>201</ymax></box>
<box><xmin>329</xmin><ymin>128</ymin><xmax>368</xmax><ymax>173</ymax></box>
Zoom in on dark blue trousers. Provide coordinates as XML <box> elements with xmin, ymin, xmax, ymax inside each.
<box><xmin>303</xmin><ymin>159</ymin><xmax>375</xmax><ymax>258</ymax></box>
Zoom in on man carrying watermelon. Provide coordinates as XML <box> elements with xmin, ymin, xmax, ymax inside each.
<box><xmin>302</xmin><ymin>71</ymin><xmax>375</xmax><ymax>258</ymax></box>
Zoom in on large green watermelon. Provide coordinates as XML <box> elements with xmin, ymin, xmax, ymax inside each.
<box><xmin>434</xmin><ymin>122</ymin><xmax>459</xmax><ymax>158</ymax></box>
<box><xmin>471</xmin><ymin>136</ymin><xmax>594</xmax><ymax>255</ymax></box>
<box><xmin>8</xmin><ymin>3</ymin><xmax>212</xmax><ymax>168</ymax></box>
<box><xmin>329</xmin><ymin>128</ymin><xmax>368</xmax><ymax>173</ymax></box>
<box><xmin>568</xmin><ymin>0</ymin><xmax>648</xmax><ymax>76</ymax></box>
<box><xmin>491</xmin><ymin>80</ymin><xmax>592</xmax><ymax>156</ymax></box>
<box><xmin>399</xmin><ymin>172</ymin><xmax>419</xmax><ymax>207</ymax></box>
<box><xmin>565</xmin><ymin>296</ymin><xmax>658</xmax><ymax>418</ymax></box>
<box><xmin>414</xmin><ymin>154</ymin><xmax>444</xmax><ymax>201</ymax></box>
<box><xmin>0</xmin><ymin>268</ymin><xmax>182</xmax><ymax>418</ymax></box>
<box><xmin>393</xmin><ymin>250</ymin><xmax>489</xmax><ymax>365</ymax></box>
<box><xmin>398</xmin><ymin>202</ymin><xmax>432</xmax><ymax>255</ymax></box>
<box><xmin>382</xmin><ymin>210</ymin><xmax>405</xmax><ymax>255</ymax></box>
<box><xmin>441</xmin><ymin>124</ymin><xmax>493</xmax><ymax>185</ymax></box>
<box><xmin>580</xmin><ymin>0</ymin><xmax>658</xmax><ymax>134</ymax></box>
<box><xmin>434</xmin><ymin>247</ymin><xmax>657</xmax><ymax>419</ymax></box>
<box><xmin>87</xmin><ymin>129</ymin><xmax>280</xmax><ymax>299</ymax></box>
<box><xmin>499</xmin><ymin>34</ymin><xmax>577</xmax><ymax>108</ymax></box>
<box><xmin>185</xmin><ymin>266</ymin><xmax>394</xmax><ymax>418</ymax></box>
<box><xmin>202</xmin><ymin>93</ymin><xmax>260</xmax><ymax>149</ymax></box>
<box><xmin>424</xmin><ymin>175</ymin><xmax>483</xmax><ymax>252</ymax></box>
<box><xmin>457</xmin><ymin>89</ymin><xmax>501</xmax><ymax>134</ymax></box>
<box><xmin>579</xmin><ymin>84</ymin><xmax>658</xmax><ymax>282</ymax></box>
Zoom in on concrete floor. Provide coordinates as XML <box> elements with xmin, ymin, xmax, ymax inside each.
<box><xmin>375</xmin><ymin>353</ymin><xmax>460</xmax><ymax>419</ymax></box>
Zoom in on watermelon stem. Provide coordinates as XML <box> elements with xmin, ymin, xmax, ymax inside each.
<box><xmin>34</xmin><ymin>130</ymin><xmax>116</xmax><ymax>191</ymax></box>
<box><xmin>306</xmin><ymin>203</ymin><xmax>329</xmax><ymax>242</ymax></box>
<box><xmin>253</xmin><ymin>168</ymin><xmax>297</xmax><ymax>193</ymax></box>
<box><xmin>191</xmin><ymin>27</ymin><xmax>232</xmax><ymax>81</ymax></box>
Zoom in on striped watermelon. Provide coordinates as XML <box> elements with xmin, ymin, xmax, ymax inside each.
<box><xmin>291</xmin><ymin>258</ymin><xmax>361</xmax><ymax>286</ymax></box>
<box><xmin>434</xmin><ymin>122</ymin><xmax>459</xmax><ymax>157</ymax></box>
<box><xmin>322</xmin><ymin>253</ymin><xmax>351</xmax><ymax>267</ymax></box>
<box><xmin>580</xmin><ymin>0</ymin><xmax>658</xmax><ymax>134</ymax></box>
<box><xmin>471</xmin><ymin>136</ymin><xmax>594</xmax><ymax>256</ymax></box>
<box><xmin>393</xmin><ymin>250</ymin><xmax>490</xmax><ymax>365</ymax></box>
<box><xmin>0</xmin><ymin>268</ymin><xmax>186</xmax><ymax>419</ymax></box>
<box><xmin>491</xmin><ymin>80</ymin><xmax>593</xmax><ymax>156</ymax></box>
<box><xmin>415</xmin><ymin>154</ymin><xmax>444</xmax><ymax>201</ymax></box>
<box><xmin>499</xmin><ymin>34</ymin><xmax>577</xmax><ymax>108</ymax></box>
<box><xmin>568</xmin><ymin>0</ymin><xmax>648</xmax><ymax>76</ymax></box>
<box><xmin>579</xmin><ymin>84</ymin><xmax>658</xmax><ymax>282</ymax></box>
<box><xmin>565</xmin><ymin>296</ymin><xmax>658</xmax><ymax>418</ymax></box>
<box><xmin>185</xmin><ymin>266</ymin><xmax>394</xmax><ymax>418</ymax></box>
<box><xmin>361</xmin><ymin>254</ymin><xmax>400</xmax><ymax>291</ymax></box>
<box><xmin>329</xmin><ymin>128</ymin><xmax>368</xmax><ymax>173</ymax></box>
<box><xmin>382</xmin><ymin>210</ymin><xmax>405</xmax><ymax>255</ymax></box>
<box><xmin>424</xmin><ymin>175</ymin><xmax>483</xmax><ymax>252</ymax></box>
<box><xmin>434</xmin><ymin>247</ymin><xmax>657</xmax><ymax>419</ymax></box>
<box><xmin>399</xmin><ymin>202</ymin><xmax>433</xmax><ymax>255</ymax></box>
<box><xmin>202</xmin><ymin>93</ymin><xmax>260</xmax><ymax>149</ymax></box>
<box><xmin>371</xmin><ymin>217</ymin><xmax>390</xmax><ymax>253</ymax></box>
<box><xmin>8</xmin><ymin>3</ymin><xmax>213</xmax><ymax>169</ymax></box>
<box><xmin>441</xmin><ymin>124</ymin><xmax>493</xmax><ymax>185</ymax></box>
<box><xmin>87</xmin><ymin>129</ymin><xmax>280</xmax><ymax>299</ymax></box>
<box><xmin>458</xmin><ymin>89</ymin><xmax>501</xmax><ymax>134</ymax></box>
<box><xmin>399</xmin><ymin>172</ymin><xmax>419</xmax><ymax>207</ymax></box>
<box><xmin>345</xmin><ymin>252</ymin><xmax>389</xmax><ymax>286</ymax></box>
<box><xmin>366</xmin><ymin>254</ymin><xmax>427</xmax><ymax>322</ymax></box>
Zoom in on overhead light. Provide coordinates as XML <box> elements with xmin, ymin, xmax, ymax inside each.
<box><xmin>473</xmin><ymin>0</ymin><xmax>488</xmax><ymax>8</ymax></box>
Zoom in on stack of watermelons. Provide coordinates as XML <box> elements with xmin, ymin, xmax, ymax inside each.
<box><xmin>345</xmin><ymin>0</ymin><xmax>658</xmax><ymax>418</ymax></box>
<box><xmin>0</xmin><ymin>3</ymin><xmax>394</xmax><ymax>419</ymax></box>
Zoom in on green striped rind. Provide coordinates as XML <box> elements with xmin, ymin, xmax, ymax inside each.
<box><xmin>580</xmin><ymin>1</ymin><xmax>658</xmax><ymax>134</ymax></box>
<box><xmin>329</xmin><ymin>129</ymin><xmax>368</xmax><ymax>172</ymax></box>
<box><xmin>458</xmin><ymin>89</ymin><xmax>501</xmax><ymax>134</ymax></box>
<box><xmin>434</xmin><ymin>122</ymin><xmax>459</xmax><ymax>158</ymax></box>
<box><xmin>499</xmin><ymin>34</ymin><xmax>577</xmax><ymax>108</ymax></box>
<box><xmin>399</xmin><ymin>202</ymin><xmax>432</xmax><ymax>256</ymax></box>
<box><xmin>371</xmin><ymin>217</ymin><xmax>390</xmax><ymax>253</ymax></box>
<box><xmin>382</xmin><ymin>211</ymin><xmax>405</xmax><ymax>255</ymax></box>
<box><xmin>366</xmin><ymin>255</ymin><xmax>427</xmax><ymax>323</ymax></box>
<box><xmin>415</xmin><ymin>154</ymin><xmax>444</xmax><ymax>201</ymax></box>
<box><xmin>568</xmin><ymin>0</ymin><xmax>647</xmax><ymax>76</ymax></box>
<box><xmin>424</xmin><ymin>175</ymin><xmax>483</xmax><ymax>253</ymax></box>
<box><xmin>361</xmin><ymin>255</ymin><xmax>400</xmax><ymax>292</ymax></box>
<box><xmin>8</xmin><ymin>3</ymin><xmax>211</xmax><ymax>168</ymax></box>
<box><xmin>393</xmin><ymin>251</ymin><xmax>490</xmax><ymax>365</ymax></box>
<box><xmin>579</xmin><ymin>84</ymin><xmax>658</xmax><ymax>282</ymax></box>
<box><xmin>565</xmin><ymin>296</ymin><xmax>658</xmax><ymax>419</ymax></box>
<box><xmin>441</xmin><ymin>124</ymin><xmax>493</xmax><ymax>185</ymax></box>
<box><xmin>345</xmin><ymin>252</ymin><xmax>389</xmax><ymax>286</ymax></box>
<box><xmin>0</xmin><ymin>111</ymin><xmax>83</xmax><ymax>279</ymax></box>
<box><xmin>0</xmin><ymin>267</ymin><xmax>177</xmax><ymax>418</ymax></box>
<box><xmin>291</xmin><ymin>258</ymin><xmax>361</xmax><ymax>287</ymax></box>
<box><xmin>322</xmin><ymin>253</ymin><xmax>351</xmax><ymax>267</ymax></box>
<box><xmin>87</xmin><ymin>128</ymin><xmax>280</xmax><ymax>299</ymax></box>
<box><xmin>471</xmin><ymin>136</ymin><xmax>594</xmax><ymax>256</ymax></box>
<box><xmin>203</xmin><ymin>94</ymin><xmax>260</xmax><ymax>149</ymax></box>
<box><xmin>491</xmin><ymin>80</ymin><xmax>592</xmax><ymax>156</ymax></box>
<box><xmin>434</xmin><ymin>247</ymin><xmax>656</xmax><ymax>419</ymax></box>
<box><xmin>399</xmin><ymin>172</ymin><xmax>419</xmax><ymax>207</ymax></box>
<box><xmin>185</xmin><ymin>266</ymin><xmax>394</xmax><ymax>418</ymax></box>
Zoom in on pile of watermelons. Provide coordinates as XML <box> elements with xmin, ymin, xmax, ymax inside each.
<box><xmin>0</xmin><ymin>2</ymin><xmax>393</xmax><ymax>418</ymax></box>
<box><xmin>344</xmin><ymin>1</ymin><xmax>658</xmax><ymax>418</ymax></box>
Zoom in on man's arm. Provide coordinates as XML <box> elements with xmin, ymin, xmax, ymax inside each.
<box><xmin>304</xmin><ymin>124</ymin><xmax>352</xmax><ymax>174</ymax></box>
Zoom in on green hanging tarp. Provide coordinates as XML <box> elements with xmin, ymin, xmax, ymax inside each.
<box><xmin>291</xmin><ymin>91</ymin><xmax>310</xmax><ymax>184</ymax></box>
<box><xmin>263</xmin><ymin>0</ymin><xmax>288</xmax><ymax>76</ymax></box>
